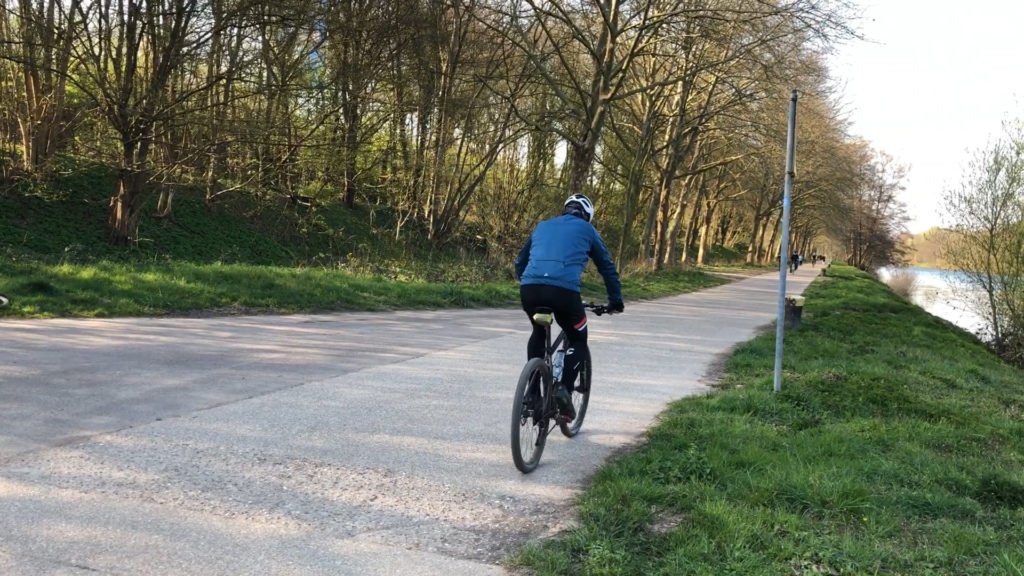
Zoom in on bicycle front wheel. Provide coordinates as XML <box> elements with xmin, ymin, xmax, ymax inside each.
<box><xmin>559</xmin><ymin>351</ymin><xmax>591</xmax><ymax>437</ymax></box>
<box><xmin>511</xmin><ymin>358</ymin><xmax>550</xmax><ymax>473</ymax></box>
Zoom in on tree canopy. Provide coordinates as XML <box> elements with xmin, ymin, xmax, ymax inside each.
<box><xmin>1</xmin><ymin>0</ymin><xmax>907</xmax><ymax>267</ymax></box>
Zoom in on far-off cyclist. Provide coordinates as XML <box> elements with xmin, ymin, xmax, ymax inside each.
<box><xmin>514</xmin><ymin>194</ymin><xmax>624</xmax><ymax>422</ymax></box>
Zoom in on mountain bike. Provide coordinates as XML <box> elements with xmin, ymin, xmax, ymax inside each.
<box><xmin>511</xmin><ymin>302</ymin><xmax>610</xmax><ymax>473</ymax></box>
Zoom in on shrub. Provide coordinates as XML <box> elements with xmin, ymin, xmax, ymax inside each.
<box><xmin>885</xmin><ymin>267</ymin><xmax>918</xmax><ymax>300</ymax></box>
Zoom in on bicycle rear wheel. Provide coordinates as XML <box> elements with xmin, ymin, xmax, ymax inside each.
<box><xmin>559</xmin><ymin>352</ymin><xmax>591</xmax><ymax>437</ymax></box>
<box><xmin>511</xmin><ymin>358</ymin><xmax>550</xmax><ymax>473</ymax></box>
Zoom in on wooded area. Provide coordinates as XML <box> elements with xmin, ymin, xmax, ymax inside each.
<box><xmin>0</xmin><ymin>0</ymin><xmax>908</xmax><ymax>269</ymax></box>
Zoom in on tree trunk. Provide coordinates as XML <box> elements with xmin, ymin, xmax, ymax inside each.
<box><xmin>110</xmin><ymin>166</ymin><xmax>147</xmax><ymax>245</ymax></box>
<box><xmin>204</xmin><ymin>0</ymin><xmax>234</xmax><ymax>204</ymax></box>
<box><xmin>696</xmin><ymin>200</ymin><xmax>716</xmax><ymax>265</ymax></box>
<box><xmin>13</xmin><ymin>0</ymin><xmax>81</xmax><ymax>172</ymax></box>
<box><xmin>617</xmin><ymin>102</ymin><xmax>657</xmax><ymax>265</ymax></box>
<box><xmin>342</xmin><ymin>99</ymin><xmax>361</xmax><ymax>208</ymax></box>
<box><xmin>764</xmin><ymin>214</ymin><xmax>781</xmax><ymax>264</ymax></box>
<box><xmin>745</xmin><ymin>201</ymin><xmax>764</xmax><ymax>264</ymax></box>
<box><xmin>639</xmin><ymin>175</ymin><xmax>666</xmax><ymax>266</ymax></box>
<box><xmin>567</xmin><ymin>139</ymin><xmax>597</xmax><ymax>196</ymax></box>
<box><xmin>664</xmin><ymin>173</ymin><xmax>699</xmax><ymax>266</ymax></box>
<box><xmin>663</xmin><ymin>199</ymin><xmax>687</xmax><ymax>266</ymax></box>
<box><xmin>755</xmin><ymin>215</ymin><xmax>772</xmax><ymax>264</ymax></box>
<box><xmin>155</xmin><ymin>188</ymin><xmax>174</xmax><ymax>219</ymax></box>
<box><xmin>649</xmin><ymin>177</ymin><xmax>673</xmax><ymax>268</ymax></box>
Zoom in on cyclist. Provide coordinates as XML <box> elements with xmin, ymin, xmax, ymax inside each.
<box><xmin>514</xmin><ymin>193</ymin><xmax>624</xmax><ymax>422</ymax></box>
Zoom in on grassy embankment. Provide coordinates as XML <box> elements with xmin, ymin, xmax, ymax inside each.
<box><xmin>515</xmin><ymin>263</ymin><xmax>1024</xmax><ymax>576</ymax></box>
<box><xmin>0</xmin><ymin>259</ymin><xmax>729</xmax><ymax>318</ymax></box>
<box><xmin>0</xmin><ymin>163</ymin><xmax>749</xmax><ymax>317</ymax></box>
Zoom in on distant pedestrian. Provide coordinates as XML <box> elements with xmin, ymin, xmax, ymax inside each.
<box><xmin>790</xmin><ymin>252</ymin><xmax>799</xmax><ymax>272</ymax></box>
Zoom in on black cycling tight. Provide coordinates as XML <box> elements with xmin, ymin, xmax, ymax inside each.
<box><xmin>520</xmin><ymin>284</ymin><xmax>588</xmax><ymax>389</ymax></box>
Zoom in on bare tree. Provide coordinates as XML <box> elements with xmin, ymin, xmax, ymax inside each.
<box><xmin>943</xmin><ymin>119</ymin><xmax>1024</xmax><ymax>365</ymax></box>
<box><xmin>319</xmin><ymin>0</ymin><xmax>397</xmax><ymax>208</ymax></box>
<box><xmin>198</xmin><ymin>0</ymin><xmax>248</xmax><ymax>205</ymax></box>
<box><xmin>829</xmin><ymin>148</ymin><xmax>908</xmax><ymax>270</ymax></box>
<box><xmin>619</xmin><ymin>0</ymin><xmax>856</xmax><ymax>268</ymax></box>
<box><xmin>69</xmin><ymin>0</ymin><xmax>217</xmax><ymax>244</ymax></box>
<box><xmin>490</xmin><ymin>0</ymin><xmax>671</xmax><ymax>197</ymax></box>
<box><xmin>0</xmin><ymin>0</ymin><xmax>82</xmax><ymax>172</ymax></box>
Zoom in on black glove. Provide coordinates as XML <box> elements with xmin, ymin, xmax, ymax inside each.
<box><xmin>609</xmin><ymin>301</ymin><xmax>624</xmax><ymax>314</ymax></box>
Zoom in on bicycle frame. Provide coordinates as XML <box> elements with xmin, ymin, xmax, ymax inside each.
<box><xmin>536</xmin><ymin>301</ymin><xmax>607</xmax><ymax>366</ymax></box>
<box><xmin>533</xmin><ymin>302</ymin><xmax>606</xmax><ymax>429</ymax></box>
<box><xmin>512</xmin><ymin>301</ymin><xmax>609</xmax><ymax>473</ymax></box>
<box><xmin>528</xmin><ymin>312</ymin><xmax>561</xmax><ymax>435</ymax></box>
<box><xmin>545</xmin><ymin>327</ymin><xmax>566</xmax><ymax>368</ymax></box>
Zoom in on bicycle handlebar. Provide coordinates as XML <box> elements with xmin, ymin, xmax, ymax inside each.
<box><xmin>584</xmin><ymin>302</ymin><xmax>618</xmax><ymax>316</ymax></box>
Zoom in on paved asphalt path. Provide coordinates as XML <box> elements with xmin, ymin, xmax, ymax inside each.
<box><xmin>0</xmin><ymin>267</ymin><xmax>817</xmax><ymax>575</ymax></box>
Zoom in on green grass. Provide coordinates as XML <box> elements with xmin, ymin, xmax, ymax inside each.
<box><xmin>0</xmin><ymin>260</ymin><xmax>726</xmax><ymax>318</ymax></box>
<box><xmin>0</xmin><ymin>260</ymin><xmax>509</xmax><ymax>316</ymax></box>
<box><xmin>513</xmin><ymin>264</ymin><xmax>1024</xmax><ymax>576</ymax></box>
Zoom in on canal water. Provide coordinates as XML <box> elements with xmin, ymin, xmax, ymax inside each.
<box><xmin>878</xmin><ymin>266</ymin><xmax>987</xmax><ymax>336</ymax></box>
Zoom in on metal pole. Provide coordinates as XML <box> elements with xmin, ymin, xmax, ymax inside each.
<box><xmin>773</xmin><ymin>90</ymin><xmax>798</xmax><ymax>393</ymax></box>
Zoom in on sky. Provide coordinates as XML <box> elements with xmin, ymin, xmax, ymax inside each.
<box><xmin>828</xmin><ymin>0</ymin><xmax>1024</xmax><ymax>233</ymax></box>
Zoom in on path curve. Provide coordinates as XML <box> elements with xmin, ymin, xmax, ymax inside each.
<box><xmin>0</xmin><ymin>268</ymin><xmax>818</xmax><ymax>575</ymax></box>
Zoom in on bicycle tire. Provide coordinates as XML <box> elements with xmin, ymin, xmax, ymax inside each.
<box><xmin>559</xmin><ymin>351</ymin><xmax>591</xmax><ymax>437</ymax></box>
<box><xmin>511</xmin><ymin>358</ymin><xmax>550</xmax><ymax>473</ymax></box>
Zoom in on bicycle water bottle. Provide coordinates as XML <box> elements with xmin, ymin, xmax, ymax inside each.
<box><xmin>552</xmin><ymin>349</ymin><xmax>565</xmax><ymax>382</ymax></box>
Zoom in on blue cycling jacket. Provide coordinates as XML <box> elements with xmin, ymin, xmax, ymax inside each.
<box><xmin>515</xmin><ymin>214</ymin><xmax>623</xmax><ymax>303</ymax></box>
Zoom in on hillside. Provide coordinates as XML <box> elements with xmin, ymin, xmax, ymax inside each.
<box><xmin>0</xmin><ymin>161</ymin><xmax>506</xmax><ymax>283</ymax></box>
<box><xmin>0</xmin><ymin>162</ymin><xmax>757</xmax><ymax>318</ymax></box>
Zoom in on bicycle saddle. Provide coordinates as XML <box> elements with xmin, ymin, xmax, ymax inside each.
<box><xmin>531</xmin><ymin>307</ymin><xmax>554</xmax><ymax>326</ymax></box>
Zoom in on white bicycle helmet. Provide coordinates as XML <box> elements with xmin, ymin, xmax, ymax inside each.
<box><xmin>564</xmin><ymin>193</ymin><xmax>595</xmax><ymax>222</ymax></box>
